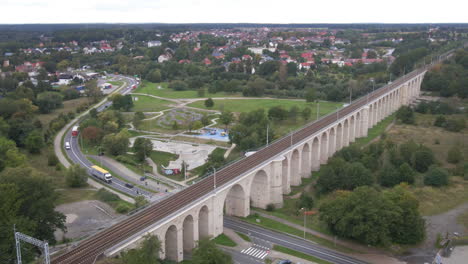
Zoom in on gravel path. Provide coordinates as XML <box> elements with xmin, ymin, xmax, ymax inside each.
<box><xmin>401</xmin><ymin>202</ymin><xmax>468</xmax><ymax>264</ymax></box>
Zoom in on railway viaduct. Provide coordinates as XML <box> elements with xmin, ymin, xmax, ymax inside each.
<box><xmin>53</xmin><ymin>68</ymin><xmax>428</xmax><ymax>264</ymax></box>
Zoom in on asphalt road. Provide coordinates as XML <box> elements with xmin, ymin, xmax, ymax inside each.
<box><xmin>224</xmin><ymin>217</ymin><xmax>368</xmax><ymax>264</ymax></box>
<box><xmin>63</xmin><ymin>75</ymin><xmax>152</xmax><ymax>198</ymax></box>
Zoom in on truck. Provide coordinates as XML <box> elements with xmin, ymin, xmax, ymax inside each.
<box><xmin>71</xmin><ymin>126</ymin><xmax>79</xmax><ymax>137</ymax></box>
<box><xmin>90</xmin><ymin>165</ymin><xmax>112</xmax><ymax>183</ymax></box>
<box><xmin>131</xmin><ymin>84</ymin><xmax>137</xmax><ymax>90</ymax></box>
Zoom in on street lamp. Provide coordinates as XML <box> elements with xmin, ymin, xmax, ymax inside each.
<box><xmin>300</xmin><ymin>208</ymin><xmax>306</xmax><ymax>239</ymax></box>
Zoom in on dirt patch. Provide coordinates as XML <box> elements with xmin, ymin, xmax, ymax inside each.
<box><xmin>54</xmin><ymin>200</ymin><xmax>121</xmax><ymax>242</ymax></box>
<box><xmin>401</xmin><ymin>202</ymin><xmax>468</xmax><ymax>264</ymax></box>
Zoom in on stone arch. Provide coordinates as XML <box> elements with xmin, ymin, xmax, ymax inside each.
<box><xmin>198</xmin><ymin>205</ymin><xmax>210</xmax><ymax>239</ymax></box>
<box><xmin>320</xmin><ymin>132</ymin><xmax>328</xmax><ymax>164</ymax></box>
<box><xmin>311</xmin><ymin>137</ymin><xmax>320</xmax><ymax>171</ymax></box>
<box><xmin>290</xmin><ymin>149</ymin><xmax>301</xmax><ymax>185</ymax></box>
<box><xmin>183</xmin><ymin>215</ymin><xmax>194</xmax><ymax>256</ymax></box>
<box><xmin>224</xmin><ymin>184</ymin><xmax>248</xmax><ymax>217</ymax></box>
<box><xmin>282</xmin><ymin>156</ymin><xmax>290</xmax><ymax>194</ymax></box>
<box><xmin>250</xmin><ymin>170</ymin><xmax>269</xmax><ymax>208</ymax></box>
<box><xmin>301</xmin><ymin>143</ymin><xmax>311</xmax><ymax>177</ymax></box>
<box><xmin>350</xmin><ymin>115</ymin><xmax>356</xmax><ymax>142</ymax></box>
<box><xmin>336</xmin><ymin>123</ymin><xmax>343</xmax><ymax>151</ymax></box>
<box><xmin>328</xmin><ymin>127</ymin><xmax>336</xmax><ymax>156</ymax></box>
<box><xmin>343</xmin><ymin>119</ymin><xmax>349</xmax><ymax>147</ymax></box>
<box><xmin>165</xmin><ymin>225</ymin><xmax>178</xmax><ymax>261</ymax></box>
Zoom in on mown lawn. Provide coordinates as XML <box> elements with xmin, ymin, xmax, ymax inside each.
<box><xmin>188</xmin><ymin>99</ymin><xmax>342</xmax><ymax>114</ymax></box>
<box><xmin>212</xmin><ymin>233</ymin><xmax>237</xmax><ymax>247</ymax></box>
<box><xmin>134</xmin><ymin>81</ymin><xmax>241</xmax><ymax>99</ymax></box>
<box><xmin>131</xmin><ymin>94</ymin><xmax>173</xmax><ymax>112</ymax></box>
<box><xmin>243</xmin><ymin>215</ymin><xmax>356</xmax><ymax>253</ymax></box>
<box><xmin>273</xmin><ymin>245</ymin><xmax>333</xmax><ymax>264</ymax></box>
<box><xmin>37</xmin><ymin>97</ymin><xmax>93</xmax><ymax>128</ymax></box>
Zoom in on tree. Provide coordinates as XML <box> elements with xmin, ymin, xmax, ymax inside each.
<box><xmin>89</xmin><ymin>108</ymin><xmax>98</xmax><ymax>118</ymax></box>
<box><xmin>102</xmin><ymin>129</ymin><xmax>130</xmax><ymax>156</ymax></box>
<box><xmin>205</xmin><ymin>98</ymin><xmax>214</xmax><ymax>108</ymax></box>
<box><xmin>297</xmin><ymin>192</ymin><xmax>314</xmax><ymax>210</ymax></box>
<box><xmin>385</xmin><ymin>184</ymin><xmax>425</xmax><ymax>244</ymax></box>
<box><xmin>133</xmin><ymin>111</ymin><xmax>145</xmax><ymax>128</ymax></box>
<box><xmin>305</xmin><ymin>88</ymin><xmax>317</xmax><ymax>102</ymax></box>
<box><xmin>396</xmin><ymin>106</ymin><xmax>415</xmax><ymax>124</ymax></box>
<box><xmin>169</xmin><ymin>80</ymin><xmax>188</xmax><ymax>91</ymax></box>
<box><xmin>379</xmin><ymin>164</ymin><xmax>401</xmax><ymax>187</ymax></box>
<box><xmin>121</xmin><ymin>235</ymin><xmax>161</xmax><ymax>264</ymax></box>
<box><xmin>398</xmin><ymin>163</ymin><xmax>415</xmax><ymax>185</ymax></box>
<box><xmin>147</xmin><ymin>69</ymin><xmax>162</xmax><ymax>83</ymax></box>
<box><xmin>433</xmin><ymin>115</ymin><xmax>446</xmax><ymax>127</ymax></box>
<box><xmin>268</xmin><ymin>106</ymin><xmax>288</xmax><ymax>121</ymax></box>
<box><xmin>201</xmin><ymin>114</ymin><xmax>211</xmax><ymax>127</ymax></box>
<box><xmin>24</xmin><ymin>130</ymin><xmax>44</xmax><ymax>153</ymax></box>
<box><xmin>81</xmin><ymin>126</ymin><xmax>103</xmax><ymax>144</ymax></box>
<box><xmin>86</xmin><ymin>80</ymin><xmax>102</xmax><ymax>102</ymax></box>
<box><xmin>302</xmin><ymin>107</ymin><xmax>312</xmax><ymax>121</ymax></box>
<box><xmin>133</xmin><ymin>137</ymin><xmax>153</xmax><ymax>162</ymax></box>
<box><xmin>65</xmin><ymin>164</ymin><xmax>88</xmax><ymax>187</ymax></box>
<box><xmin>424</xmin><ymin>166</ymin><xmax>449</xmax><ymax>187</ymax></box>
<box><xmin>0</xmin><ymin>136</ymin><xmax>25</xmax><ymax>171</ymax></box>
<box><xmin>36</xmin><ymin>92</ymin><xmax>63</xmax><ymax>114</ymax></box>
<box><xmin>219</xmin><ymin>111</ymin><xmax>234</xmax><ymax>130</ymax></box>
<box><xmin>412</xmin><ymin>149</ymin><xmax>435</xmax><ymax>173</ymax></box>
<box><xmin>0</xmin><ymin>167</ymin><xmax>66</xmax><ymax>247</ymax></box>
<box><xmin>319</xmin><ymin>187</ymin><xmax>399</xmax><ymax>246</ymax></box>
<box><xmin>111</xmin><ymin>94</ymin><xmax>133</xmax><ymax>111</ymax></box>
<box><xmin>192</xmin><ymin>237</ymin><xmax>233</xmax><ymax>264</ymax></box>
<box><xmin>447</xmin><ymin>146</ymin><xmax>463</xmax><ymax>164</ymax></box>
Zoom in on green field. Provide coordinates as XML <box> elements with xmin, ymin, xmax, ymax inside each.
<box><xmin>134</xmin><ymin>81</ymin><xmax>241</xmax><ymax>99</ymax></box>
<box><xmin>188</xmin><ymin>99</ymin><xmax>342</xmax><ymax>114</ymax></box>
<box><xmin>108</xmin><ymin>81</ymin><xmax>124</xmax><ymax>87</ymax></box>
<box><xmin>131</xmin><ymin>94</ymin><xmax>173</xmax><ymax>112</ymax></box>
<box><xmin>212</xmin><ymin>233</ymin><xmax>237</xmax><ymax>247</ymax></box>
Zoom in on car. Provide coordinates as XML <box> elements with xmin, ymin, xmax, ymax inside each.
<box><xmin>278</xmin><ymin>260</ymin><xmax>292</xmax><ymax>264</ymax></box>
<box><xmin>65</xmin><ymin>142</ymin><xmax>71</xmax><ymax>150</ymax></box>
<box><xmin>125</xmin><ymin>183</ymin><xmax>134</xmax><ymax>188</ymax></box>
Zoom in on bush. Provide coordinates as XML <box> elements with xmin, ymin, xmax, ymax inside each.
<box><xmin>445</xmin><ymin>118</ymin><xmax>466</xmax><ymax>132</ymax></box>
<box><xmin>424</xmin><ymin>166</ymin><xmax>450</xmax><ymax>187</ymax></box>
<box><xmin>434</xmin><ymin>115</ymin><xmax>447</xmax><ymax>127</ymax></box>
<box><xmin>65</xmin><ymin>164</ymin><xmax>88</xmax><ymax>188</ymax></box>
<box><xmin>116</xmin><ymin>203</ymin><xmax>132</xmax><ymax>214</ymax></box>
<box><xmin>47</xmin><ymin>152</ymin><xmax>59</xmax><ymax>166</ymax></box>
<box><xmin>396</xmin><ymin>106</ymin><xmax>415</xmax><ymax>124</ymax></box>
<box><xmin>95</xmin><ymin>188</ymin><xmax>120</xmax><ymax>203</ymax></box>
<box><xmin>447</xmin><ymin>146</ymin><xmax>463</xmax><ymax>164</ymax></box>
<box><xmin>412</xmin><ymin>149</ymin><xmax>435</xmax><ymax>173</ymax></box>
<box><xmin>266</xmin><ymin>203</ymin><xmax>275</xmax><ymax>212</ymax></box>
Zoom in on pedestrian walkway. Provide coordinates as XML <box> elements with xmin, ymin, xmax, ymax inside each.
<box><xmin>241</xmin><ymin>244</ymin><xmax>270</xmax><ymax>260</ymax></box>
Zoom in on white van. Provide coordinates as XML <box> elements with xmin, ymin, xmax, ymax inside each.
<box><xmin>65</xmin><ymin>142</ymin><xmax>71</xmax><ymax>150</ymax></box>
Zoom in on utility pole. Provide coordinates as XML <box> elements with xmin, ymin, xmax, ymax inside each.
<box><xmin>15</xmin><ymin>227</ymin><xmax>50</xmax><ymax>264</ymax></box>
<box><xmin>266</xmin><ymin>123</ymin><xmax>269</xmax><ymax>146</ymax></box>
<box><xmin>316</xmin><ymin>101</ymin><xmax>320</xmax><ymax>120</ymax></box>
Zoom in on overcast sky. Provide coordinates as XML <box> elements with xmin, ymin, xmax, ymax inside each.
<box><xmin>1</xmin><ymin>0</ymin><xmax>467</xmax><ymax>24</ymax></box>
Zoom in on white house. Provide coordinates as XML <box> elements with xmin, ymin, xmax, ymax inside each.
<box><xmin>148</xmin><ymin>41</ymin><xmax>162</xmax><ymax>48</ymax></box>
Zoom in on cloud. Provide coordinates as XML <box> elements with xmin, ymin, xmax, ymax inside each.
<box><xmin>1</xmin><ymin>0</ymin><xmax>467</xmax><ymax>24</ymax></box>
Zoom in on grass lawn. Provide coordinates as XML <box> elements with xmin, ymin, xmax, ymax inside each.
<box><xmin>236</xmin><ymin>232</ymin><xmax>251</xmax><ymax>242</ymax></box>
<box><xmin>188</xmin><ymin>99</ymin><xmax>342</xmax><ymax>114</ymax></box>
<box><xmin>411</xmin><ymin>177</ymin><xmax>468</xmax><ymax>216</ymax></box>
<box><xmin>108</xmin><ymin>81</ymin><xmax>124</xmax><ymax>87</ymax></box>
<box><xmin>213</xmin><ymin>233</ymin><xmax>237</xmax><ymax>247</ymax></box>
<box><xmin>243</xmin><ymin>215</ymin><xmax>356</xmax><ymax>253</ymax></box>
<box><xmin>37</xmin><ymin>97</ymin><xmax>93</xmax><ymax>128</ymax></box>
<box><xmin>273</xmin><ymin>245</ymin><xmax>333</xmax><ymax>264</ymax></box>
<box><xmin>134</xmin><ymin>81</ymin><xmax>241</xmax><ymax>99</ymax></box>
<box><xmin>131</xmin><ymin>94</ymin><xmax>173</xmax><ymax>112</ymax></box>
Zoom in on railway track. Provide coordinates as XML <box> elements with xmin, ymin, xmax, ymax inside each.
<box><xmin>52</xmin><ymin>59</ymin><xmax>441</xmax><ymax>264</ymax></box>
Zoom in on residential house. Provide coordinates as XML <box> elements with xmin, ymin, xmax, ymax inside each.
<box><xmin>148</xmin><ymin>41</ymin><xmax>162</xmax><ymax>48</ymax></box>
